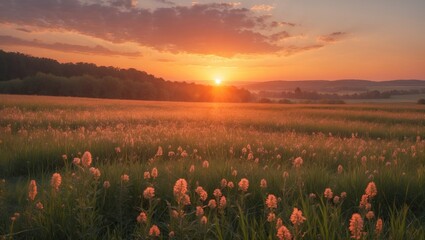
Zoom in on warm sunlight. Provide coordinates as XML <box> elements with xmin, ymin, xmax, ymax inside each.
<box><xmin>214</xmin><ymin>78</ymin><xmax>222</xmax><ymax>85</ymax></box>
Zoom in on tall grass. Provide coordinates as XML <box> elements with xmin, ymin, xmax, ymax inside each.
<box><xmin>0</xmin><ymin>94</ymin><xmax>424</xmax><ymax>239</ymax></box>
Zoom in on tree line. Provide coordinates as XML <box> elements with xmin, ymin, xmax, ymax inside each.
<box><xmin>0</xmin><ymin>50</ymin><xmax>251</xmax><ymax>102</ymax></box>
<box><xmin>257</xmin><ymin>87</ymin><xmax>425</xmax><ymax>100</ymax></box>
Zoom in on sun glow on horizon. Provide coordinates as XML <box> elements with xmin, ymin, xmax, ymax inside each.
<box><xmin>214</xmin><ymin>78</ymin><xmax>222</xmax><ymax>85</ymax></box>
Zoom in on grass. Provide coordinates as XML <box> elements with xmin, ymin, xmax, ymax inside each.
<box><xmin>0</xmin><ymin>94</ymin><xmax>425</xmax><ymax>239</ymax></box>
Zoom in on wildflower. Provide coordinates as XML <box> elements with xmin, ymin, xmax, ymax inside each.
<box><xmin>208</xmin><ymin>199</ymin><xmax>217</xmax><ymax>209</ymax></box>
<box><xmin>349</xmin><ymin>213</ymin><xmax>364</xmax><ymax>240</ymax></box>
<box><xmin>11</xmin><ymin>213</ymin><xmax>20</xmax><ymax>222</ymax></box>
<box><xmin>143</xmin><ymin>187</ymin><xmax>155</xmax><ymax>199</ymax></box>
<box><xmin>260</xmin><ymin>179</ymin><xmax>267</xmax><ymax>189</ymax></box>
<box><xmin>337</xmin><ymin>164</ymin><xmax>343</xmax><ymax>174</ymax></box>
<box><xmin>219</xmin><ymin>196</ymin><xmax>227</xmax><ymax>209</ymax></box>
<box><xmin>202</xmin><ymin>160</ymin><xmax>209</xmax><ymax>168</ymax></box>
<box><xmin>137</xmin><ymin>211</ymin><xmax>147</xmax><ymax>223</ymax></box>
<box><xmin>196</xmin><ymin>206</ymin><xmax>204</xmax><ymax>217</ymax></box>
<box><xmin>171</xmin><ymin>210</ymin><xmax>179</xmax><ymax>218</ymax></box>
<box><xmin>155</xmin><ymin>146</ymin><xmax>163</xmax><ymax>157</ymax></box>
<box><xmin>238</xmin><ymin>178</ymin><xmax>249</xmax><ymax>192</ymax></box>
<box><xmin>365</xmin><ymin>181</ymin><xmax>377</xmax><ymax>198</ymax></box>
<box><xmin>242</xmin><ymin>147</ymin><xmax>247</xmax><ymax>154</ymax></box>
<box><xmin>229</xmin><ymin>147</ymin><xmax>234</xmax><ymax>155</ymax></box>
<box><xmin>213</xmin><ymin>189</ymin><xmax>222</xmax><ymax>198</ymax></box>
<box><xmin>181</xmin><ymin>150</ymin><xmax>188</xmax><ymax>158</ymax></box>
<box><xmin>265</xmin><ymin>194</ymin><xmax>278</xmax><ymax>210</ymax></box>
<box><xmin>220</xmin><ymin>178</ymin><xmax>227</xmax><ymax>188</ymax></box>
<box><xmin>73</xmin><ymin>157</ymin><xmax>81</xmax><ymax>165</ymax></box>
<box><xmin>195</xmin><ymin>186</ymin><xmax>208</xmax><ymax>202</ymax></box>
<box><xmin>247</xmin><ymin>152</ymin><xmax>254</xmax><ymax>160</ymax></box>
<box><xmin>324</xmin><ymin>188</ymin><xmax>333</xmax><ymax>199</ymax></box>
<box><xmin>333</xmin><ymin>196</ymin><xmax>340</xmax><ymax>204</ymax></box>
<box><xmin>103</xmin><ymin>181</ymin><xmax>111</xmax><ymax>189</ymax></box>
<box><xmin>62</xmin><ymin>154</ymin><xmax>67</xmax><ymax>160</ymax></box>
<box><xmin>341</xmin><ymin>192</ymin><xmax>347</xmax><ymax>199</ymax></box>
<box><xmin>365</xmin><ymin>203</ymin><xmax>372</xmax><ymax>211</ymax></box>
<box><xmin>276</xmin><ymin>218</ymin><xmax>283</xmax><ymax>229</ymax></box>
<box><xmin>232</xmin><ymin>169</ymin><xmax>238</xmax><ymax>176</ymax></box>
<box><xmin>276</xmin><ymin>225</ymin><xmax>292</xmax><ymax>240</ymax></box>
<box><xmin>293</xmin><ymin>157</ymin><xmax>303</xmax><ymax>168</ymax></box>
<box><xmin>28</xmin><ymin>180</ymin><xmax>37</xmax><ymax>201</ymax></box>
<box><xmin>227</xmin><ymin>181</ymin><xmax>234</xmax><ymax>188</ymax></box>
<box><xmin>282</xmin><ymin>171</ymin><xmax>289</xmax><ymax>178</ymax></box>
<box><xmin>151</xmin><ymin>167</ymin><xmax>158</xmax><ymax>179</ymax></box>
<box><xmin>359</xmin><ymin>194</ymin><xmax>369</xmax><ymax>209</ymax></box>
<box><xmin>290</xmin><ymin>208</ymin><xmax>306</xmax><ymax>226</ymax></box>
<box><xmin>189</xmin><ymin>165</ymin><xmax>195</xmax><ymax>173</ymax></box>
<box><xmin>168</xmin><ymin>151</ymin><xmax>175</xmax><ymax>157</ymax></box>
<box><xmin>89</xmin><ymin>167</ymin><xmax>101</xmax><ymax>180</ymax></box>
<box><xmin>144</xmin><ymin>171</ymin><xmax>151</xmax><ymax>179</ymax></box>
<box><xmin>115</xmin><ymin>147</ymin><xmax>121</xmax><ymax>153</ymax></box>
<box><xmin>375</xmin><ymin>218</ymin><xmax>383</xmax><ymax>236</ymax></box>
<box><xmin>366</xmin><ymin>211</ymin><xmax>375</xmax><ymax>220</ymax></box>
<box><xmin>200</xmin><ymin>216</ymin><xmax>208</xmax><ymax>225</ymax></box>
<box><xmin>361</xmin><ymin>156</ymin><xmax>367</xmax><ymax>166</ymax></box>
<box><xmin>121</xmin><ymin>174</ymin><xmax>130</xmax><ymax>182</ymax></box>
<box><xmin>169</xmin><ymin>231</ymin><xmax>175</xmax><ymax>237</ymax></box>
<box><xmin>309</xmin><ymin>193</ymin><xmax>316</xmax><ymax>200</ymax></box>
<box><xmin>36</xmin><ymin>201</ymin><xmax>44</xmax><ymax>210</ymax></box>
<box><xmin>173</xmin><ymin>178</ymin><xmax>188</xmax><ymax>198</ymax></box>
<box><xmin>81</xmin><ymin>151</ymin><xmax>92</xmax><ymax>168</ymax></box>
<box><xmin>182</xmin><ymin>194</ymin><xmax>191</xmax><ymax>205</ymax></box>
<box><xmin>267</xmin><ymin>212</ymin><xmax>276</xmax><ymax>222</ymax></box>
<box><xmin>51</xmin><ymin>173</ymin><xmax>62</xmax><ymax>191</ymax></box>
<box><xmin>149</xmin><ymin>225</ymin><xmax>160</xmax><ymax>237</ymax></box>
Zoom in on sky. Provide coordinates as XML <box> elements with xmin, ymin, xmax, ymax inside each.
<box><xmin>0</xmin><ymin>0</ymin><xmax>424</xmax><ymax>84</ymax></box>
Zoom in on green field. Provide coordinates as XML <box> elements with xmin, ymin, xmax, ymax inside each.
<box><xmin>1</xmin><ymin>94</ymin><xmax>425</xmax><ymax>239</ymax></box>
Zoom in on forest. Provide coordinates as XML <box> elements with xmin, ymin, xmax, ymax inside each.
<box><xmin>0</xmin><ymin>50</ymin><xmax>252</xmax><ymax>102</ymax></box>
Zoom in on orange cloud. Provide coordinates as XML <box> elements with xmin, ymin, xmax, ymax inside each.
<box><xmin>317</xmin><ymin>32</ymin><xmax>348</xmax><ymax>43</ymax></box>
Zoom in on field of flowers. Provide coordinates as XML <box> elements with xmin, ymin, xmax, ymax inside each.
<box><xmin>0</xmin><ymin>94</ymin><xmax>425</xmax><ymax>239</ymax></box>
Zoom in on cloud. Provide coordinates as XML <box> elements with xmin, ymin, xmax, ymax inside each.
<box><xmin>269</xmin><ymin>31</ymin><xmax>290</xmax><ymax>42</ymax></box>
<box><xmin>317</xmin><ymin>32</ymin><xmax>348</xmax><ymax>43</ymax></box>
<box><xmin>283</xmin><ymin>44</ymin><xmax>324</xmax><ymax>56</ymax></box>
<box><xmin>153</xmin><ymin>0</ymin><xmax>175</xmax><ymax>5</ymax></box>
<box><xmin>110</xmin><ymin>0</ymin><xmax>138</xmax><ymax>8</ymax></box>
<box><xmin>251</xmin><ymin>4</ymin><xmax>274</xmax><ymax>12</ymax></box>
<box><xmin>15</xmin><ymin>27</ymin><xmax>32</xmax><ymax>33</ymax></box>
<box><xmin>0</xmin><ymin>0</ymin><xmax>339</xmax><ymax>57</ymax></box>
<box><xmin>271</xmin><ymin>21</ymin><xmax>296</xmax><ymax>28</ymax></box>
<box><xmin>0</xmin><ymin>35</ymin><xmax>141</xmax><ymax>56</ymax></box>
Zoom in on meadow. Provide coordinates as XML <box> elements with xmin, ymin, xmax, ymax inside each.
<box><xmin>0</xmin><ymin>94</ymin><xmax>425</xmax><ymax>239</ymax></box>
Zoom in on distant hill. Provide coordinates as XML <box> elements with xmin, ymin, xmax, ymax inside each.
<box><xmin>0</xmin><ymin>50</ymin><xmax>251</xmax><ymax>102</ymax></box>
<box><xmin>241</xmin><ymin>80</ymin><xmax>425</xmax><ymax>93</ymax></box>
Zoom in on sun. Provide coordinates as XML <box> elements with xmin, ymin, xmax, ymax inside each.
<box><xmin>214</xmin><ymin>78</ymin><xmax>222</xmax><ymax>85</ymax></box>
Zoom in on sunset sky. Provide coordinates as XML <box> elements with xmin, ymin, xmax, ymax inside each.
<box><xmin>0</xmin><ymin>0</ymin><xmax>424</xmax><ymax>84</ymax></box>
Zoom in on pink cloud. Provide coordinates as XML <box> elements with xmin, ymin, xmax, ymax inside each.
<box><xmin>0</xmin><ymin>35</ymin><xmax>141</xmax><ymax>56</ymax></box>
<box><xmin>0</xmin><ymin>0</ymin><xmax>345</xmax><ymax>57</ymax></box>
<box><xmin>251</xmin><ymin>4</ymin><xmax>274</xmax><ymax>12</ymax></box>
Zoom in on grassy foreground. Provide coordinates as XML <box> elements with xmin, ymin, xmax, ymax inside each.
<box><xmin>0</xmin><ymin>94</ymin><xmax>425</xmax><ymax>239</ymax></box>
